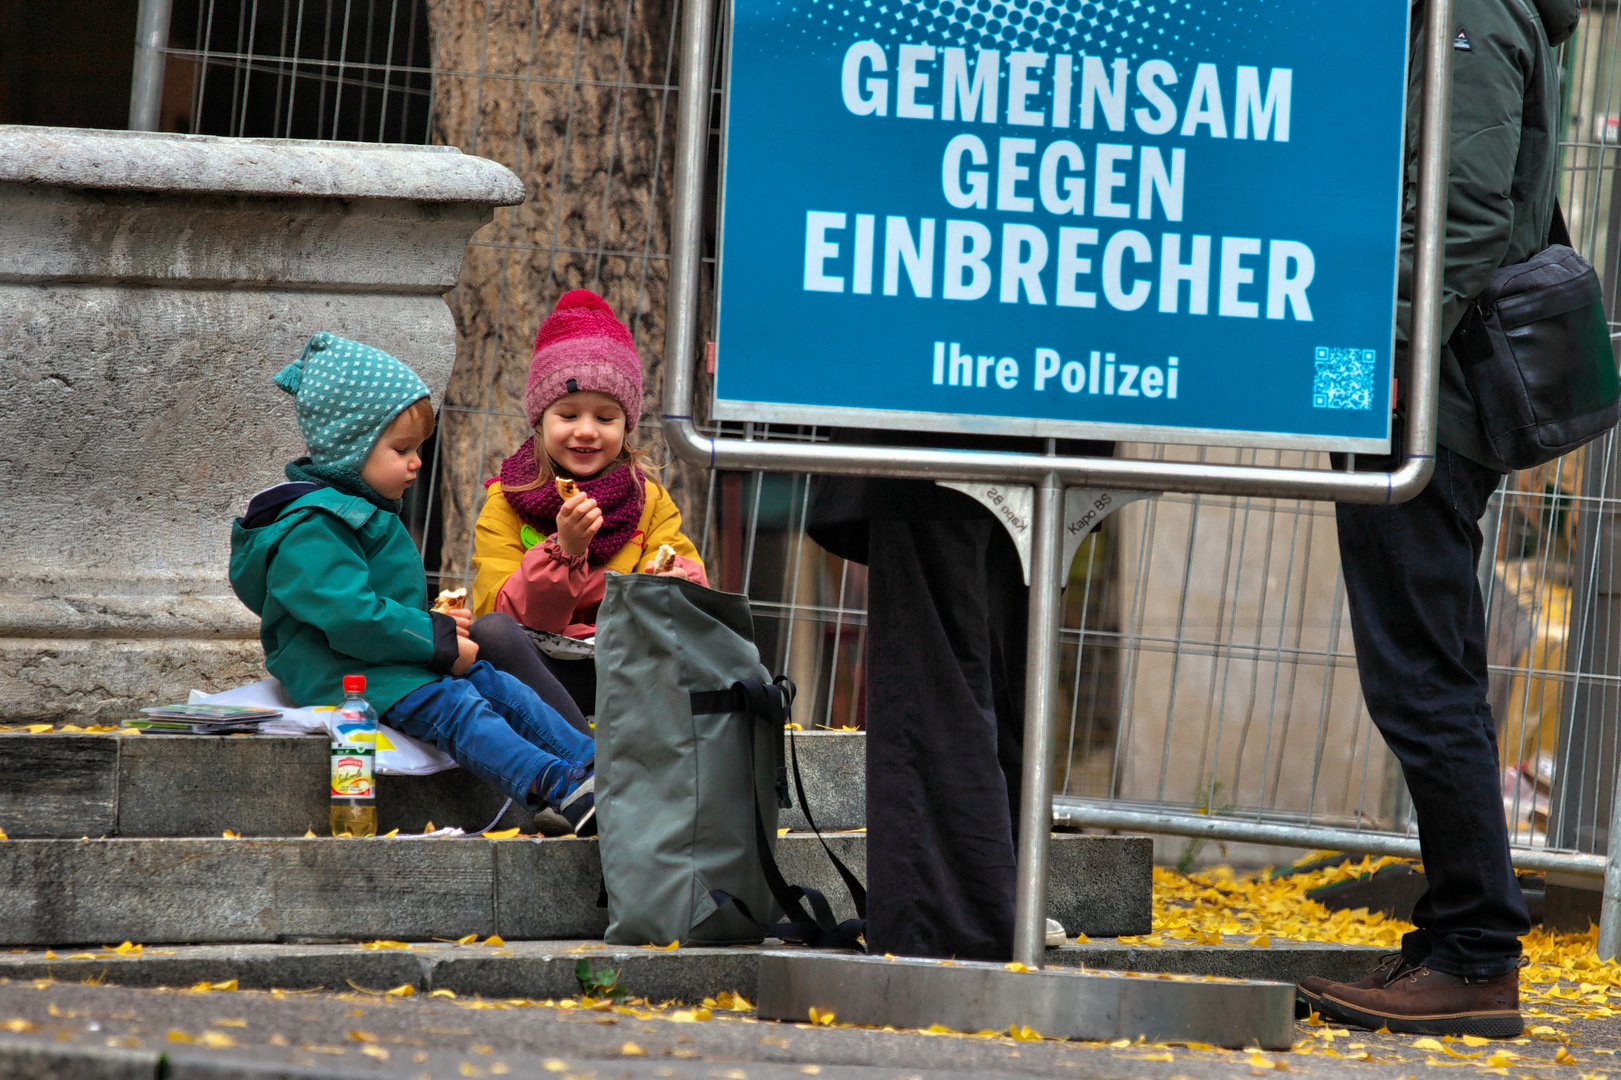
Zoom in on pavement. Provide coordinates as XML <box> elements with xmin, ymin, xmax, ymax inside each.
<box><xmin>0</xmin><ymin>954</ymin><xmax>1615</xmax><ymax>1080</ymax></box>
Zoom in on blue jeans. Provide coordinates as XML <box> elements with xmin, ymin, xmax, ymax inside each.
<box><xmin>1337</xmin><ymin>446</ymin><xmax>1530</xmax><ymax>978</ymax></box>
<box><xmin>384</xmin><ymin>661</ymin><xmax>595</xmax><ymax>809</ymax></box>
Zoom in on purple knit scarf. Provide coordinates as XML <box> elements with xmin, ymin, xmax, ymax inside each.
<box><xmin>498</xmin><ymin>436</ymin><xmax>645</xmax><ymax>565</ymax></box>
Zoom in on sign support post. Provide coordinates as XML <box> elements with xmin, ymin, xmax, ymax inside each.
<box><xmin>1011</xmin><ymin>470</ymin><xmax>1064</xmax><ymax>969</ymax></box>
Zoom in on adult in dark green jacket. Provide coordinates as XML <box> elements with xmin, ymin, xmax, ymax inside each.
<box><xmin>1301</xmin><ymin>0</ymin><xmax>1581</xmax><ymax>1037</ymax></box>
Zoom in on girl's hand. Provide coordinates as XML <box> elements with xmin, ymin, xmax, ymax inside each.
<box><xmin>555</xmin><ymin>492</ymin><xmax>601</xmax><ymax>558</ymax></box>
<box><xmin>446</xmin><ymin>607</ymin><xmax>472</xmax><ymax>638</ymax></box>
<box><xmin>643</xmin><ymin>558</ymin><xmax>690</xmax><ymax>581</ymax></box>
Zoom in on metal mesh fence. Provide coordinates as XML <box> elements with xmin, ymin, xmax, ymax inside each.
<box><xmin>160</xmin><ymin>0</ymin><xmax>1621</xmax><ymax>866</ymax></box>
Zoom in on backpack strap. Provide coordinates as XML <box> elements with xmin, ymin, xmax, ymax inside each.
<box><xmin>691</xmin><ymin>677</ymin><xmax>866</xmax><ymax>950</ymax></box>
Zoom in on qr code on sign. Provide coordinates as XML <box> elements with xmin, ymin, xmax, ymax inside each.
<box><xmin>1312</xmin><ymin>347</ymin><xmax>1376</xmax><ymax>410</ymax></box>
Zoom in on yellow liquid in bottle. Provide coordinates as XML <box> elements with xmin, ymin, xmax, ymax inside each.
<box><xmin>330</xmin><ymin>804</ymin><xmax>377</xmax><ymax>838</ymax></box>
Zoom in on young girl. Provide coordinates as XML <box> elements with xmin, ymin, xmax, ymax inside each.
<box><xmin>470</xmin><ymin>289</ymin><xmax>706</xmax><ymax>717</ymax></box>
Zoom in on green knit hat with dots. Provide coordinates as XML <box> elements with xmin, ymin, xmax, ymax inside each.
<box><xmin>274</xmin><ymin>332</ymin><xmax>431</xmax><ymax>471</ymax></box>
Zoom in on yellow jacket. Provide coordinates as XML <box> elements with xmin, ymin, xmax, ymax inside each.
<box><xmin>471</xmin><ymin>478</ymin><xmax>705</xmax><ymax>635</ymax></box>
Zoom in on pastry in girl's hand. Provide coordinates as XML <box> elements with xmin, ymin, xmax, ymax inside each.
<box><xmin>650</xmin><ymin>544</ymin><xmax>678</xmax><ymax>573</ymax></box>
<box><xmin>555</xmin><ymin>477</ymin><xmax>578</xmax><ymax>500</ymax></box>
<box><xmin>431</xmin><ymin>587</ymin><xmax>467</xmax><ymax>614</ymax></box>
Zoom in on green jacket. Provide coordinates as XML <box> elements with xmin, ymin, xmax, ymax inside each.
<box><xmin>1397</xmin><ymin>0</ymin><xmax>1579</xmax><ymax>470</ymax></box>
<box><xmin>229</xmin><ymin>485</ymin><xmax>457</xmax><ymax>716</ymax></box>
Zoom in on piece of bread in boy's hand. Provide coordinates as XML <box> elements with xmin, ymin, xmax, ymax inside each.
<box><xmin>650</xmin><ymin>544</ymin><xmax>678</xmax><ymax>574</ymax></box>
<box><xmin>555</xmin><ymin>477</ymin><xmax>578</xmax><ymax>500</ymax></box>
<box><xmin>431</xmin><ymin>587</ymin><xmax>467</xmax><ymax>614</ymax></box>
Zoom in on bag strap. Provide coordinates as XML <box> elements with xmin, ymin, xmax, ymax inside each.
<box><xmin>786</xmin><ymin>713</ymin><xmax>868</xmax><ymax>919</ymax></box>
<box><xmin>692</xmin><ymin>677</ymin><xmax>866</xmax><ymax>949</ymax></box>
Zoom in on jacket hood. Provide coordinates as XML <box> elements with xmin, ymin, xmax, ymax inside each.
<box><xmin>229</xmin><ymin>486</ymin><xmax>379</xmax><ymax>617</ymax></box>
<box><xmin>1533</xmin><ymin>0</ymin><xmax>1580</xmax><ymax>47</ymax></box>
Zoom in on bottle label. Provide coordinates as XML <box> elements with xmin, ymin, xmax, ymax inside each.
<box><xmin>331</xmin><ymin>745</ymin><xmax>376</xmax><ymax>799</ymax></box>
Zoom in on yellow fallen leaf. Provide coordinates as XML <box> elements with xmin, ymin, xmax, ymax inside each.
<box><xmin>108</xmin><ymin>941</ymin><xmax>143</xmax><ymax>956</ymax></box>
<box><xmin>424</xmin><ymin>821</ymin><xmax>436</xmax><ymax>832</ymax></box>
<box><xmin>304</xmin><ymin>829</ymin><xmax>316</xmax><ymax>838</ymax></box>
<box><xmin>167</xmin><ymin>1030</ymin><xmax>195</xmax><ymax>1043</ymax></box>
<box><xmin>1557</xmin><ymin>1048</ymin><xmax>1578</xmax><ymax>1066</ymax></box>
<box><xmin>801</xmin><ymin>1069</ymin><xmax>821</xmax><ymax>1076</ymax></box>
<box><xmin>1249</xmin><ymin>1053</ymin><xmax>1274</xmax><ymax>1067</ymax></box>
<box><xmin>1009</xmin><ymin>1024</ymin><xmax>1042</xmax><ymax>1042</ymax></box>
<box><xmin>430</xmin><ymin>989</ymin><xmax>457</xmax><ymax>998</ymax></box>
<box><xmin>1003</xmin><ymin>962</ymin><xmax>1030</xmax><ymax>972</ymax></box>
<box><xmin>459</xmin><ymin>1064</ymin><xmax>481</xmax><ymax>1077</ymax></box>
<box><xmin>382</xmin><ymin>828</ymin><xmax>399</xmax><ymax>838</ymax></box>
<box><xmin>484</xmin><ymin>936</ymin><xmax>504</xmax><ymax>947</ymax></box>
<box><xmin>807</xmin><ymin>1007</ymin><xmax>835</xmax><ymax>1026</ymax></box>
<box><xmin>221</xmin><ymin>830</ymin><xmax>240</xmax><ymax>839</ymax></box>
<box><xmin>658</xmin><ymin>940</ymin><xmax>680</xmax><ymax>950</ymax></box>
<box><xmin>347</xmin><ymin>1030</ymin><xmax>376</xmax><ymax>1042</ymax></box>
<box><xmin>456</xmin><ymin>934</ymin><xmax>478</xmax><ymax>946</ymax></box>
<box><xmin>1108</xmin><ymin>1038</ymin><xmax>1132</xmax><ymax>1048</ymax></box>
<box><xmin>0</xmin><ymin>828</ymin><xmax>8</xmax><ymax>840</ymax></box>
<box><xmin>361</xmin><ymin>940</ymin><xmax>413</xmax><ymax>950</ymax></box>
<box><xmin>26</xmin><ymin>724</ymin><xmax>52</xmax><ymax>733</ymax></box>
<box><xmin>1073</xmin><ymin>932</ymin><xmax>1090</xmax><ymax>943</ymax></box>
<box><xmin>1412</xmin><ymin>1037</ymin><xmax>1447</xmax><ymax>1051</ymax></box>
<box><xmin>1</xmin><ymin>1019</ymin><xmax>38</xmax><ymax>1033</ymax></box>
<box><xmin>361</xmin><ymin>1045</ymin><xmax>389</xmax><ymax>1060</ymax></box>
<box><xmin>715</xmin><ymin>991</ymin><xmax>753</xmax><ymax>1011</ymax></box>
<box><xmin>482</xmin><ymin>828</ymin><xmax>520</xmax><ymax>839</ymax></box>
<box><xmin>1132</xmin><ymin>1051</ymin><xmax>1175</xmax><ymax>1062</ymax></box>
<box><xmin>1461</xmin><ymin>1035</ymin><xmax>1491</xmax><ymax>1047</ymax></box>
<box><xmin>1487</xmin><ymin>1053</ymin><xmax>1517</xmax><ymax>1066</ymax></box>
<box><xmin>621</xmin><ymin>1041</ymin><xmax>647</xmax><ymax>1056</ymax></box>
<box><xmin>199</xmin><ymin>1031</ymin><xmax>237</xmax><ymax>1048</ymax></box>
<box><xmin>1252</xmin><ymin>935</ymin><xmax>1271</xmax><ymax>948</ymax></box>
<box><xmin>542</xmin><ymin>1061</ymin><xmax>567</xmax><ymax>1073</ymax></box>
<box><xmin>385</xmin><ymin>984</ymin><xmax>415</xmax><ymax>997</ymax></box>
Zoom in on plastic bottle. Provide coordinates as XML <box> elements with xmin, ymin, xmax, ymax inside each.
<box><xmin>329</xmin><ymin>674</ymin><xmax>378</xmax><ymax>837</ymax></box>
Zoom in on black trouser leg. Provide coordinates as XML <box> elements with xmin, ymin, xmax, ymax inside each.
<box><xmin>864</xmin><ymin>517</ymin><xmax>1025</xmax><ymax>960</ymax></box>
<box><xmin>1336</xmin><ymin>448</ymin><xmax>1528</xmax><ymax>977</ymax></box>
<box><xmin>469</xmin><ymin>613</ymin><xmax>595</xmax><ymax>737</ymax></box>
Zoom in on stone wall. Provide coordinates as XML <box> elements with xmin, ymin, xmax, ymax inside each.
<box><xmin>0</xmin><ymin>127</ymin><xmax>521</xmax><ymax>721</ymax></box>
<box><xmin>426</xmin><ymin>0</ymin><xmax>705</xmax><ymax>584</ymax></box>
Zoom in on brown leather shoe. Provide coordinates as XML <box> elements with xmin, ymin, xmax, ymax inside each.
<box><xmin>1296</xmin><ymin>953</ymin><xmax>1417</xmax><ymax>1017</ymax></box>
<box><xmin>1315</xmin><ymin>965</ymin><xmax>1522</xmax><ymax>1037</ymax></box>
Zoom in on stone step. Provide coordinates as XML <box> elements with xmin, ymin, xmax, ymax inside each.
<box><xmin>0</xmin><ymin>833</ymin><xmax>1150</xmax><ymax>947</ymax></box>
<box><xmin>0</xmin><ymin>937</ymin><xmax>1383</xmax><ymax>1003</ymax></box>
<box><xmin>0</xmin><ymin>729</ymin><xmax>865</xmax><ymax>839</ymax></box>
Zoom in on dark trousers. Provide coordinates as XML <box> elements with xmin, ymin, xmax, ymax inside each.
<box><xmin>1336</xmin><ymin>446</ymin><xmax>1529</xmax><ymax>977</ymax></box>
<box><xmin>864</xmin><ymin>516</ymin><xmax>1027</xmax><ymax>960</ymax></box>
<box><xmin>469</xmin><ymin>613</ymin><xmax>596</xmax><ymax>736</ymax></box>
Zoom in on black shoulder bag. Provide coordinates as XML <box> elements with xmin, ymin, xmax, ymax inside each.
<box><xmin>1449</xmin><ymin>203</ymin><xmax>1619</xmax><ymax>470</ymax></box>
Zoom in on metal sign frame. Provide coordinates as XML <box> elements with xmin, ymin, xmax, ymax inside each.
<box><xmin>666</xmin><ymin>0</ymin><xmax>1455</xmax><ymax>974</ymax></box>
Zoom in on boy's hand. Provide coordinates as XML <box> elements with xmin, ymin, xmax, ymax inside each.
<box><xmin>452</xmin><ymin>635</ymin><xmax>479</xmax><ymax>676</ymax></box>
<box><xmin>446</xmin><ymin>607</ymin><xmax>472</xmax><ymax>638</ymax></box>
<box><xmin>555</xmin><ymin>492</ymin><xmax>602</xmax><ymax>558</ymax></box>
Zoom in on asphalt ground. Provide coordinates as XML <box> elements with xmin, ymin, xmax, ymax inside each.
<box><xmin>1</xmin><ymin>969</ymin><xmax>1617</xmax><ymax>1080</ymax></box>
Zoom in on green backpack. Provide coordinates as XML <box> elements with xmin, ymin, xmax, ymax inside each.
<box><xmin>593</xmin><ymin>572</ymin><xmax>864</xmax><ymax>947</ymax></box>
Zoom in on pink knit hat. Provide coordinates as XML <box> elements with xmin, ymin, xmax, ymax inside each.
<box><xmin>524</xmin><ymin>289</ymin><xmax>645</xmax><ymax>431</ymax></box>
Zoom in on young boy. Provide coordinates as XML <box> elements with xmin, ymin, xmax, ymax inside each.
<box><xmin>229</xmin><ymin>332</ymin><xmax>597</xmax><ymax>832</ymax></box>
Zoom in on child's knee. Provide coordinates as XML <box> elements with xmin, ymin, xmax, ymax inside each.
<box><xmin>469</xmin><ymin>611</ymin><xmax>521</xmax><ymax>648</ymax></box>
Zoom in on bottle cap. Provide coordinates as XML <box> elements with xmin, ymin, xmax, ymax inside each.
<box><xmin>343</xmin><ymin>675</ymin><xmax>366</xmax><ymax>694</ymax></box>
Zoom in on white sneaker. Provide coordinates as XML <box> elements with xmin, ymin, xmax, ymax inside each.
<box><xmin>1045</xmin><ymin>917</ymin><xmax>1067</xmax><ymax>947</ymax></box>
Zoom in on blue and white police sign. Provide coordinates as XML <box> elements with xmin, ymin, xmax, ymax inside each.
<box><xmin>712</xmin><ymin>1</ymin><xmax>1408</xmax><ymax>452</ymax></box>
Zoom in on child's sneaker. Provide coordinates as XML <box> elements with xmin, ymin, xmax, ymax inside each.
<box><xmin>556</xmin><ymin>764</ymin><xmax>596</xmax><ymax>837</ymax></box>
